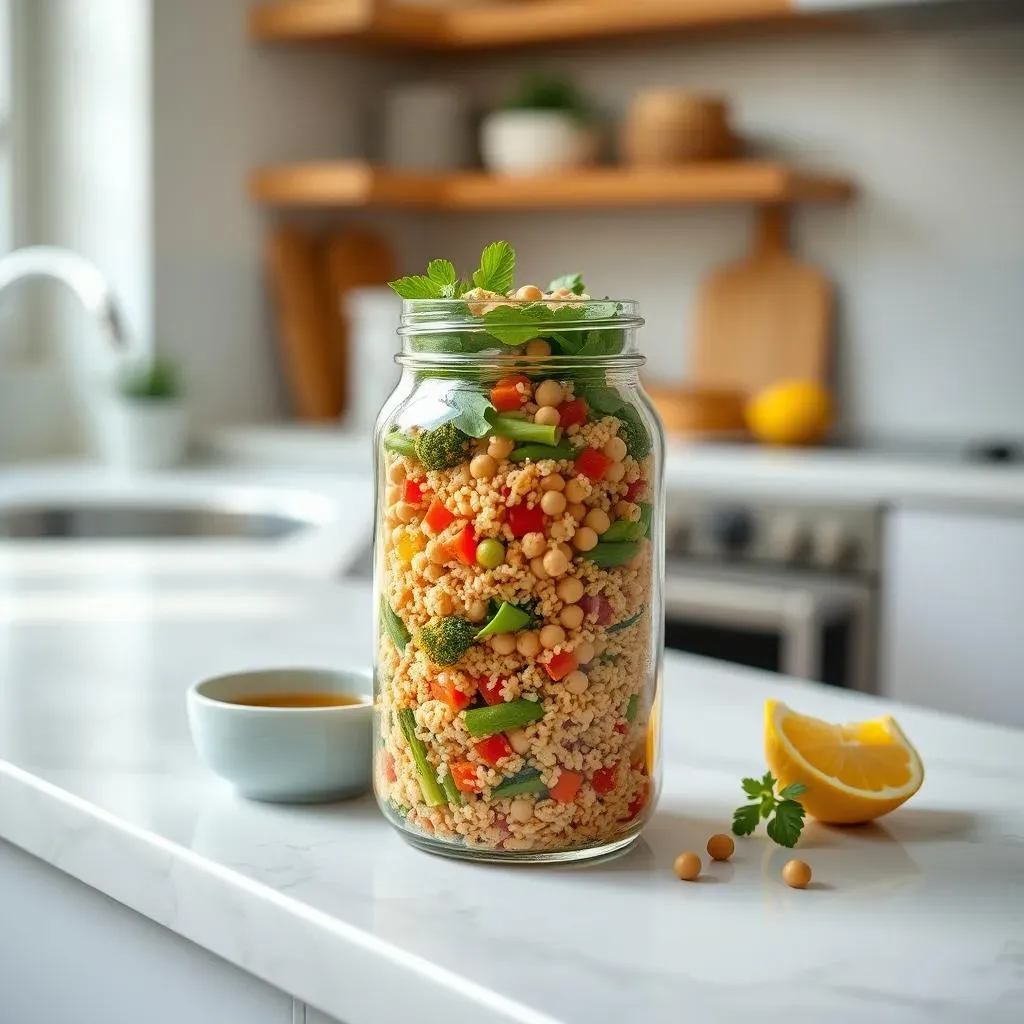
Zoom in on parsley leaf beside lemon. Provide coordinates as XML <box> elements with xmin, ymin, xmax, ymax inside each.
<box><xmin>732</xmin><ymin>771</ymin><xmax>808</xmax><ymax>848</ymax></box>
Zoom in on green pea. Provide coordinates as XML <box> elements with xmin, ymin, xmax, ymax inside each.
<box><xmin>476</xmin><ymin>538</ymin><xmax>505</xmax><ymax>569</ymax></box>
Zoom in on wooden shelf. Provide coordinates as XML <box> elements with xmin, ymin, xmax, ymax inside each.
<box><xmin>248</xmin><ymin>160</ymin><xmax>855</xmax><ymax>210</ymax></box>
<box><xmin>249</xmin><ymin>0</ymin><xmax>804</xmax><ymax>50</ymax></box>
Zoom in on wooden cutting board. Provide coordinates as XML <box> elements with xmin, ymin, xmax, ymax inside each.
<box><xmin>690</xmin><ymin>207</ymin><xmax>832</xmax><ymax>394</ymax></box>
<box><xmin>323</xmin><ymin>228</ymin><xmax>396</xmax><ymax>416</ymax></box>
<box><xmin>264</xmin><ymin>225</ymin><xmax>341</xmax><ymax>420</ymax></box>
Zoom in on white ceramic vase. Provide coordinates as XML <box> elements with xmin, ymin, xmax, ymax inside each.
<box><xmin>480</xmin><ymin>110</ymin><xmax>597</xmax><ymax>176</ymax></box>
<box><xmin>98</xmin><ymin>396</ymin><xmax>188</xmax><ymax>471</ymax></box>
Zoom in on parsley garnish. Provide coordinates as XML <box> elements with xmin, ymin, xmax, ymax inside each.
<box><xmin>732</xmin><ymin>772</ymin><xmax>807</xmax><ymax>848</ymax></box>
<box><xmin>472</xmin><ymin>241</ymin><xmax>516</xmax><ymax>294</ymax></box>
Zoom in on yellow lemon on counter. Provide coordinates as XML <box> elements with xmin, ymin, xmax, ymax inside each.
<box><xmin>745</xmin><ymin>380</ymin><xmax>832</xmax><ymax>446</ymax></box>
<box><xmin>764</xmin><ymin>699</ymin><xmax>924</xmax><ymax>824</ymax></box>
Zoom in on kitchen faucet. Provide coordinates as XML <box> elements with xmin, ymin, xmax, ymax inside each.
<box><xmin>0</xmin><ymin>246</ymin><xmax>132</xmax><ymax>352</ymax></box>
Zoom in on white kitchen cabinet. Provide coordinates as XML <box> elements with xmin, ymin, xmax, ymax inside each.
<box><xmin>0</xmin><ymin>839</ymin><xmax>295</xmax><ymax>1024</ymax></box>
<box><xmin>882</xmin><ymin>507</ymin><xmax>1024</xmax><ymax>727</ymax></box>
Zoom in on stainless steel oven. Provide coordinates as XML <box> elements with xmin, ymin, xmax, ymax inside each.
<box><xmin>663</xmin><ymin>496</ymin><xmax>881</xmax><ymax>692</ymax></box>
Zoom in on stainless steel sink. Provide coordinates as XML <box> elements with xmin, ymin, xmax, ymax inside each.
<box><xmin>0</xmin><ymin>503</ymin><xmax>314</xmax><ymax>540</ymax></box>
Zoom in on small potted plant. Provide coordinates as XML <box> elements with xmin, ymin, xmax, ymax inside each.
<box><xmin>480</xmin><ymin>72</ymin><xmax>599</xmax><ymax>176</ymax></box>
<box><xmin>100</xmin><ymin>354</ymin><xmax>187</xmax><ymax>470</ymax></box>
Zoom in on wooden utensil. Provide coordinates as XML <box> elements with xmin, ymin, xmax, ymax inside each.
<box><xmin>264</xmin><ymin>225</ymin><xmax>341</xmax><ymax>420</ymax></box>
<box><xmin>644</xmin><ymin>382</ymin><xmax>747</xmax><ymax>437</ymax></box>
<box><xmin>323</xmin><ymin>228</ymin><xmax>397</xmax><ymax>416</ymax></box>
<box><xmin>690</xmin><ymin>207</ymin><xmax>832</xmax><ymax>394</ymax></box>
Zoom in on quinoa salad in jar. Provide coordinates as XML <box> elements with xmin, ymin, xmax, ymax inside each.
<box><xmin>374</xmin><ymin>243</ymin><xmax>664</xmax><ymax>862</ymax></box>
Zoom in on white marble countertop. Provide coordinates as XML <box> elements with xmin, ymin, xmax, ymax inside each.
<box><xmin>1</xmin><ymin>544</ymin><xmax>1022</xmax><ymax>1023</ymax></box>
<box><xmin>205</xmin><ymin>425</ymin><xmax>1024</xmax><ymax>514</ymax></box>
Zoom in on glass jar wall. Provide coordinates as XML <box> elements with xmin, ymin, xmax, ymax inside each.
<box><xmin>372</xmin><ymin>298</ymin><xmax>664</xmax><ymax>862</ymax></box>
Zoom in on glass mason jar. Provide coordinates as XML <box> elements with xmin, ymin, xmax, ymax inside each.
<box><xmin>372</xmin><ymin>298</ymin><xmax>664</xmax><ymax>862</ymax></box>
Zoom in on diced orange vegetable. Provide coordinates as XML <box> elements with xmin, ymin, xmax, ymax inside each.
<box><xmin>575</xmin><ymin>447</ymin><xmax>613</xmax><ymax>481</ymax></box>
<box><xmin>451</xmin><ymin>524</ymin><xmax>477</xmax><ymax>565</ymax></box>
<box><xmin>544</xmin><ymin>650</ymin><xmax>578</xmax><ymax>681</ymax></box>
<box><xmin>451</xmin><ymin>761</ymin><xmax>481</xmax><ymax>794</ymax></box>
<box><xmin>490</xmin><ymin>374</ymin><xmax>531</xmax><ymax>412</ymax></box>
<box><xmin>549</xmin><ymin>769</ymin><xmax>583</xmax><ymax>804</ymax></box>
<box><xmin>380</xmin><ymin>750</ymin><xmax>397</xmax><ymax>784</ymax></box>
<box><xmin>430</xmin><ymin>677</ymin><xmax>471</xmax><ymax>712</ymax></box>
<box><xmin>474</xmin><ymin>734</ymin><xmax>513</xmax><ymax>767</ymax></box>
<box><xmin>403</xmin><ymin>478</ymin><xmax>424</xmax><ymax>504</ymax></box>
<box><xmin>591</xmin><ymin>763</ymin><xmax>619</xmax><ymax>795</ymax></box>
<box><xmin>396</xmin><ymin>531</ymin><xmax>425</xmax><ymax>563</ymax></box>
<box><xmin>557</xmin><ymin>398</ymin><xmax>588</xmax><ymax>428</ymax></box>
<box><xmin>424</xmin><ymin>498</ymin><xmax>455</xmax><ymax>534</ymax></box>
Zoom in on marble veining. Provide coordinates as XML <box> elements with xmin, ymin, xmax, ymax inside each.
<box><xmin>1</xmin><ymin>546</ymin><xmax>1023</xmax><ymax>1023</ymax></box>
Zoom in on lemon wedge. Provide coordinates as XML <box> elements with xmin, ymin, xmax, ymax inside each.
<box><xmin>765</xmin><ymin>699</ymin><xmax>924</xmax><ymax>824</ymax></box>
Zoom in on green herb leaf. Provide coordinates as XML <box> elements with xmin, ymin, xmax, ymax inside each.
<box><xmin>427</xmin><ymin>259</ymin><xmax>458</xmax><ymax>288</ymax></box>
<box><xmin>549</xmin><ymin>272</ymin><xmax>585</xmax><ymax>295</ymax></box>
<box><xmin>434</xmin><ymin>389</ymin><xmax>495</xmax><ymax>438</ymax></box>
<box><xmin>472</xmin><ymin>241</ymin><xmax>516</xmax><ymax>294</ymax></box>
<box><xmin>741</xmin><ymin>776</ymin><xmax>766</xmax><ymax>799</ymax></box>
<box><xmin>389</xmin><ymin>275</ymin><xmax>443</xmax><ymax>300</ymax></box>
<box><xmin>766</xmin><ymin>799</ymin><xmax>806</xmax><ymax>848</ymax></box>
<box><xmin>582</xmin><ymin>385</ymin><xmax>625</xmax><ymax>415</ymax></box>
<box><xmin>732</xmin><ymin>803</ymin><xmax>761</xmax><ymax>837</ymax></box>
<box><xmin>778</xmin><ymin>782</ymin><xmax>808</xmax><ymax>800</ymax></box>
<box><xmin>480</xmin><ymin>302</ymin><xmax>585</xmax><ymax>347</ymax></box>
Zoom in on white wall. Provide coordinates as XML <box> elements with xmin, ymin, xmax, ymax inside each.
<box><xmin>432</xmin><ymin>22</ymin><xmax>1024</xmax><ymax>445</ymax></box>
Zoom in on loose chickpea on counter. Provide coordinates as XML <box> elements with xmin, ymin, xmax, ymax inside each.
<box><xmin>673</xmin><ymin>851</ymin><xmax>702</xmax><ymax>882</ymax></box>
<box><xmin>706</xmin><ymin>834</ymin><xmax>735</xmax><ymax>861</ymax></box>
<box><xmin>783</xmin><ymin>860</ymin><xmax>812</xmax><ymax>889</ymax></box>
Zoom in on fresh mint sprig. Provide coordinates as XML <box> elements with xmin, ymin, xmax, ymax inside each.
<box><xmin>389</xmin><ymin>242</ymin><xmax>517</xmax><ymax>300</ymax></box>
<box><xmin>472</xmin><ymin>241</ymin><xmax>516</xmax><ymax>294</ymax></box>
<box><xmin>732</xmin><ymin>772</ymin><xmax>808</xmax><ymax>848</ymax></box>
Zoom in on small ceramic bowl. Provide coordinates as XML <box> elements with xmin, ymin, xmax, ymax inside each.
<box><xmin>187</xmin><ymin>667</ymin><xmax>373</xmax><ymax>803</ymax></box>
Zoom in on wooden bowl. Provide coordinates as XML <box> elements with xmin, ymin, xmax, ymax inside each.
<box><xmin>644</xmin><ymin>382</ymin><xmax>748</xmax><ymax>437</ymax></box>
<box><xmin>621</xmin><ymin>91</ymin><xmax>737</xmax><ymax>166</ymax></box>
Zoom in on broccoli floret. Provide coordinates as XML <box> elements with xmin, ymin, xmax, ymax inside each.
<box><xmin>616</xmin><ymin>403</ymin><xmax>653</xmax><ymax>461</ymax></box>
<box><xmin>416</xmin><ymin>617</ymin><xmax>478</xmax><ymax>666</ymax></box>
<box><xmin>415</xmin><ymin>421</ymin><xmax>471</xmax><ymax>471</ymax></box>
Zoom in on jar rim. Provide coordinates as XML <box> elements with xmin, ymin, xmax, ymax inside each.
<box><xmin>398</xmin><ymin>297</ymin><xmax>643</xmax><ymax>334</ymax></box>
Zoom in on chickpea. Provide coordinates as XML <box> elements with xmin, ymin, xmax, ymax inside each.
<box><xmin>783</xmin><ymin>859</ymin><xmax>813</xmax><ymax>889</ymax></box>
<box><xmin>558</xmin><ymin>542</ymin><xmax>574</xmax><ymax>563</ymax></box>
<box><xmin>706</xmin><ymin>834</ymin><xmax>735</xmax><ymax>862</ymax></box>
<box><xmin>470</xmin><ymin>453</ymin><xmax>497</xmax><ymax>480</ymax></box>
<box><xmin>395</xmin><ymin>501</ymin><xmax>417</xmax><ymax>524</ymax></box>
<box><xmin>564</xmin><ymin>478</ymin><xmax>588</xmax><ymax>504</ymax></box>
<box><xmin>516</xmin><ymin>631</ymin><xmax>541</xmax><ymax>657</ymax></box>
<box><xmin>524</xmin><ymin>338</ymin><xmax>551</xmax><ymax>357</ymax></box>
<box><xmin>516</xmin><ymin>284</ymin><xmax>544</xmax><ymax>301</ymax></box>
<box><xmin>425</xmin><ymin>540</ymin><xmax>447</xmax><ymax>565</ymax></box>
<box><xmin>559</xmin><ymin>604</ymin><xmax>584</xmax><ymax>630</ymax></box>
<box><xmin>387</xmin><ymin>461</ymin><xmax>407</xmax><ymax>484</ymax></box>
<box><xmin>384</xmin><ymin>484</ymin><xmax>402</xmax><ymax>506</ymax></box>
<box><xmin>425</xmin><ymin>563</ymin><xmax>446</xmax><ymax>581</ymax></box>
<box><xmin>556</xmin><ymin>577</ymin><xmax>584</xmax><ymax>604</ymax></box>
<box><xmin>540</xmin><ymin>473</ymin><xmax>566</xmax><ymax>492</ymax></box>
<box><xmin>467</xmin><ymin>599</ymin><xmax>489</xmax><ymax>622</ymax></box>
<box><xmin>575</xmin><ymin>641</ymin><xmax>596</xmax><ymax>665</ymax></box>
<box><xmin>542</xmin><ymin>548</ymin><xmax>569</xmax><ymax>578</ymax></box>
<box><xmin>572</xmin><ymin>526</ymin><xmax>599</xmax><ymax>552</ymax></box>
<box><xmin>534</xmin><ymin>406</ymin><xmax>561</xmax><ymax>427</ymax></box>
<box><xmin>566</xmin><ymin>502</ymin><xmax>587</xmax><ymax>523</ymax></box>
<box><xmin>540</xmin><ymin>490</ymin><xmax>567</xmax><ymax>516</ymax></box>
<box><xmin>529</xmin><ymin>556</ymin><xmax>550</xmax><ymax>580</ymax></box>
<box><xmin>535</xmin><ymin>380</ymin><xmax>565</xmax><ymax>408</ymax></box>
<box><xmin>564</xmin><ymin>670</ymin><xmax>589</xmax><ymax>694</ymax></box>
<box><xmin>509</xmin><ymin>797</ymin><xmax>535</xmax><ymax>824</ymax></box>
<box><xmin>490</xmin><ymin>633</ymin><xmax>517</xmax><ymax>655</ymax></box>
<box><xmin>506</xmin><ymin>728</ymin><xmax>531</xmax><ymax>755</ymax></box>
<box><xmin>539</xmin><ymin>624</ymin><xmax>566</xmax><ymax>649</ymax></box>
<box><xmin>521</xmin><ymin>532</ymin><xmax>547</xmax><ymax>558</ymax></box>
<box><xmin>603</xmin><ymin>436</ymin><xmax>627</xmax><ymax>462</ymax></box>
<box><xmin>584</xmin><ymin>508</ymin><xmax>611</xmax><ymax>534</ymax></box>
<box><xmin>488</xmin><ymin>435</ymin><xmax>515</xmax><ymax>460</ymax></box>
<box><xmin>604</xmin><ymin>461</ymin><xmax>626</xmax><ymax>484</ymax></box>
<box><xmin>673</xmin><ymin>852</ymin><xmax>702</xmax><ymax>882</ymax></box>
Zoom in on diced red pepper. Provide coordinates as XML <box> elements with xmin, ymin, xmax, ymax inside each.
<box><xmin>622</xmin><ymin>781</ymin><xmax>651</xmax><ymax>822</ymax></box>
<box><xmin>500</xmin><ymin>486</ymin><xmax>511</xmax><ymax>498</ymax></box>
<box><xmin>450</xmin><ymin>524</ymin><xmax>477</xmax><ymax>565</ymax></box>
<box><xmin>380</xmin><ymin>749</ymin><xmax>397</xmax><ymax>783</ymax></box>
<box><xmin>557</xmin><ymin>397</ymin><xmax>588</xmax><ymax>428</ymax></box>
<box><xmin>591</xmin><ymin>763</ymin><xmax>619</xmax><ymax>795</ymax></box>
<box><xmin>544</xmin><ymin>650</ymin><xmax>578</xmax><ymax>681</ymax></box>
<box><xmin>507</xmin><ymin>503</ymin><xmax>545</xmax><ymax>538</ymax></box>
<box><xmin>451</xmin><ymin>761</ymin><xmax>481</xmax><ymax>794</ymax></box>
<box><xmin>424</xmin><ymin>498</ymin><xmax>455</xmax><ymax>534</ymax></box>
<box><xmin>478</xmin><ymin>677</ymin><xmax>506</xmax><ymax>706</ymax></box>
<box><xmin>625</xmin><ymin>479</ymin><xmax>645</xmax><ymax>503</ymax></box>
<box><xmin>490</xmin><ymin>374</ymin><xmax>532</xmax><ymax>412</ymax></box>
<box><xmin>548</xmin><ymin>769</ymin><xmax>583</xmax><ymax>804</ymax></box>
<box><xmin>430</xmin><ymin>677</ymin><xmax>471</xmax><ymax>711</ymax></box>
<box><xmin>474</xmin><ymin>734</ymin><xmax>513</xmax><ymax>767</ymax></box>
<box><xmin>614</xmin><ymin>722</ymin><xmax>628</xmax><ymax>735</ymax></box>
<box><xmin>575</xmin><ymin>447</ymin><xmax>612</xmax><ymax>482</ymax></box>
<box><xmin>403</xmin><ymin>478</ymin><xmax>425</xmax><ymax>504</ymax></box>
